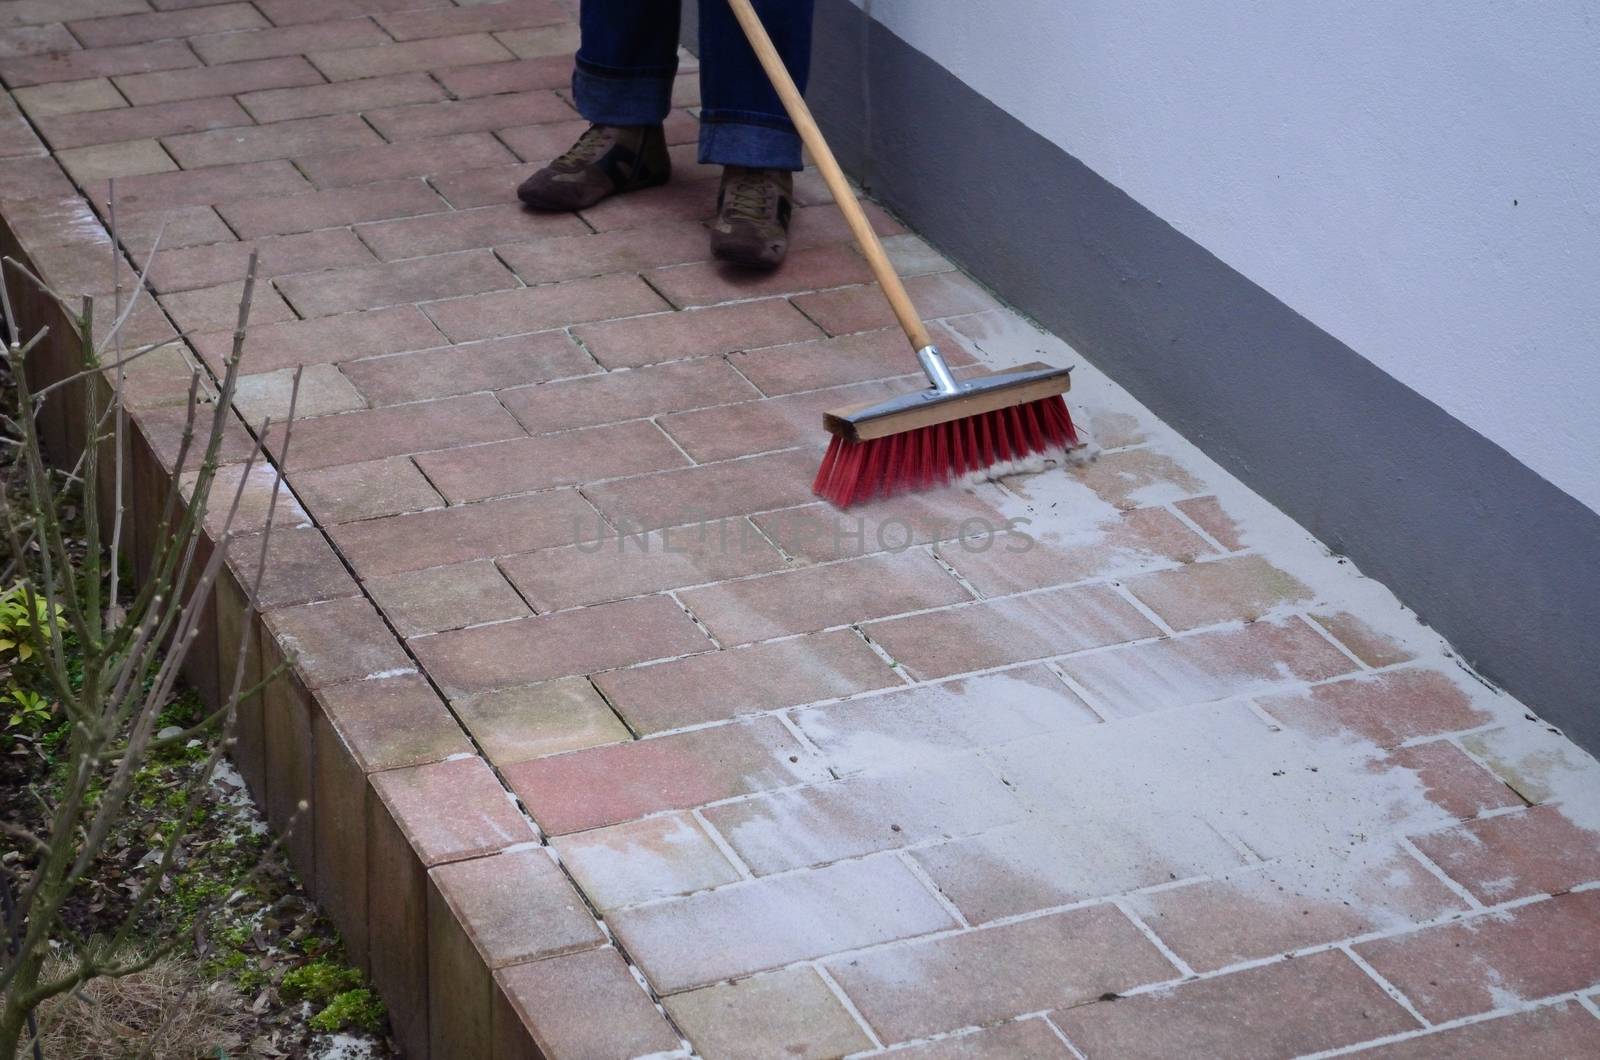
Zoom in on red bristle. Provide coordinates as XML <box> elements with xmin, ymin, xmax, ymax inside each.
<box><xmin>812</xmin><ymin>395</ymin><xmax>1080</xmax><ymax>508</ymax></box>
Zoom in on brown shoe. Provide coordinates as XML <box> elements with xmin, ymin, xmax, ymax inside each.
<box><xmin>517</xmin><ymin>123</ymin><xmax>670</xmax><ymax>211</ymax></box>
<box><xmin>709</xmin><ymin>166</ymin><xmax>793</xmax><ymax>270</ymax></box>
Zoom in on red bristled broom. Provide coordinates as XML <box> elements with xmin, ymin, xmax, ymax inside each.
<box><xmin>729</xmin><ymin>0</ymin><xmax>1080</xmax><ymax>508</ymax></box>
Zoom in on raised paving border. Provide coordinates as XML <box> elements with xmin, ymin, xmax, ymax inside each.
<box><xmin>6</xmin><ymin>3</ymin><xmax>1600</xmax><ymax>1058</ymax></box>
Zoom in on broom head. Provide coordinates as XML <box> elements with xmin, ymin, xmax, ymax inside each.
<box><xmin>813</xmin><ymin>362</ymin><xmax>1078</xmax><ymax>507</ymax></box>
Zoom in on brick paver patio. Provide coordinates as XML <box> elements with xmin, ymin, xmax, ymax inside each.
<box><xmin>5</xmin><ymin>2</ymin><xmax>1600</xmax><ymax>1057</ymax></box>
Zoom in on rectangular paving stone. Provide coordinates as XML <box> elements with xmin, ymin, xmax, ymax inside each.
<box><xmin>238</xmin><ymin>70</ymin><xmax>444</xmax><ymax>123</ymax></box>
<box><xmin>1378</xmin><ymin>739</ymin><xmax>1522</xmax><ymax>820</ymax></box>
<box><xmin>423</xmin><ymin>272</ymin><xmax>670</xmax><ymax>343</ymax></box>
<box><xmin>146</xmin><ymin>227</ymin><xmax>375</xmax><ymax>294</ymax></box>
<box><xmin>499</xmin><ymin>357</ymin><xmax>759</xmax><ymax>435</ymax></box>
<box><xmin>1410</xmin><ymin>804</ymin><xmax>1600</xmax><ymax>904</ymax></box>
<box><xmin>339</xmin><ymin>331</ymin><xmax>594</xmax><ymax>406</ymax></box>
<box><xmin>573</xmin><ymin>296</ymin><xmax>822</xmax><ymax>368</ymax></box>
<box><xmin>370</xmin><ymin>754</ymin><xmax>538</xmax><ymax>868</ymax></box>
<box><xmin>223</xmin><ymin>527</ymin><xmax>358</xmax><ymax>611</ymax></box>
<box><xmin>1127</xmin><ymin>844</ymin><xmax>1468</xmax><ymax>973</ymax></box>
<box><xmin>276</xmin><ymin>250</ymin><xmax>517</xmax><ymax>318</ymax></box>
<box><xmin>378</xmin><ymin>0</ymin><xmax>569</xmax><ymax>40</ymax></box>
<box><xmin>366</xmin><ymin>560</ymin><xmax>531</xmax><ymax>638</ymax></box>
<box><xmin>353</xmin><ymin>200</ymin><xmax>583</xmax><ymax>258</ymax></box>
<box><xmin>682</xmin><ymin>550</ymin><xmax>972</xmax><ymax>646</ymax></box>
<box><xmin>1124</xmin><ymin>554</ymin><xmax>1313</xmax><ymax>630</ymax></box>
<box><xmin>253</xmin><ymin>0</ymin><xmax>451</xmax><ymax>24</ymax></box>
<box><xmin>1058</xmin><ymin>617</ymin><xmax>1359</xmax><ymax>718</ymax></box>
<box><xmin>754</xmin><ymin>487</ymin><xmax>1016</xmax><ymax>564</ymax></box>
<box><xmin>217</xmin><ymin>177</ymin><xmax>445</xmax><ymax>238</ymax></box>
<box><xmin>0</xmin><ymin>24</ymin><xmax>80</xmax><ymax>60</ymax></box>
<box><xmin>1257</xmin><ymin>667</ymin><xmax>1495</xmax><ymax>749</ymax></box>
<box><xmin>593</xmin><ymin>628</ymin><xmax>900</xmax><ymax>734</ymax></box>
<box><xmin>792</xmin><ymin>665</ymin><xmax>1099</xmax><ymax>775</ymax></box>
<box><xmin>658</xmin><ymin>378</ymin><xmax>913</xmax><ymax>464</ymax></box>
<box><xmin>1308</xmin><ymin>609</ymin><xmax>1417</xmax><ymax>668</ymax></box>
<box><xmin>497</xmin><ymin>219</ymin><xmax>713</xmax><ymax>285</ymax></box>
<box><xmin>494</xmin><ymin>948</ymin><xmax>681</xmax><ymax>1060</ymax></box>
<box><xmin>38</xmin><ymin>96</ymin><xmax>250</xmax><ymax>150</ymax></box>
<box><xmin>454</xmin><ymin>676</ymin><xmax>632</xmax><ymax>765</ymax></box>
<box><xmin>311</xmin><ymin>677</ymin><xmax>471</xmax><ymax>971</ymax></box>
<box><xmin>664</xmin><ymin>965</ymin><xmax>876</xmax><ymax>1060</ymax></box>
<box><xmin>190</xmin><ymin>20</ymin><xmax>391</xmax><ymax>65</ymax></box>
<box><xmin>414</xmin><ymin>419</ymin><xmax>691</xmax><ymax>503</ymax></box>
<box><xmin>612</xmin><ymin>855</ymin><xmax>956</xmax><ymax>993</ymax></box>
<box><xmin>498</xmin><ymin>520</ymin><xmax>787</xmax><ymax>613</ymax></box>
<box><xmin>412</xmin><ymin>594</ymin><xmax>712</xmax><ymax>696</ymax></box>
<box><xmin>366</xmin><ymin>88</ymin><xmax>573</xmax><ymax>141</ymax></box>
<box><xmin>13</xmin><ymin>78</ymin><xmax>126</xmax><ymax>118</ymax></box>
<box><xmin>429</xmin><ymin>846</ymin><xmax>606</xmax><ymax>1058</ymax></box>
<box><xmin>1055</xmin><ymin>950</ymin><xmax>1417</xmax><ymax>1060</ymax></box>
<box><xmin>303</xmin><ymin>129</ymin><xmax>522</xmax><ymax>190</ymax></box>
<box><xmin>1</xmin><ymin>40</ymin><xmax>199</xmax><ymax>87</ymax></box>
<box><xmin>937</xmin><ymin>506</ymin><xmax>1214</xmax><ymax>597</ymax></box>
<box><xmin>116</xmin><ymin>55</ymin><xmax>323</xmax><ymax>105</ymax></box>
<box><xmin>158</xmin><ymin>277</ymin><xmax>297</xmax><ymax>333</ymax></box>
<box><xmin>887</xmin><ymin>1021</ymin><xmax>1075</xmax><ymax>1060</ymax></box>
<box><xmin>164</xmin><ymin>112</ymin><xmax>380</xmax><ymax>169</ymax></box>
<box><xmin>552</xmin><ymin>812</ymin><xmax>743</xmax><ymax>912</ymax></box>
<box><xmin>911</xmin><ymin>812</ymin><xmax>1245</xmax><ymax>925</ymax></box>
<box><xmin>315</xmin><ymin>671</ymin><xmax>473</xmax><ymax>774</ymax></box>
<box><xmin>488</xmin><ymin>115</ymin><xmax>591</xmax><ymax>165</ymax></box>
<box><xmin>96</xmin><ymin>158</ymin><xmax>311</xmax><ymax>212</ymax></box>
<box><xmin>706</xmin><ymin>758</ymin><xmax>1030</xmax><ymax>875</ymax></box>
<box><xmin>1062</xmin><ymin>447</ymin><xmax>1206</xmax><ymax>509</ymax></box>
<box><xmin>291</xmin><ymin>456</ymin><xmax>445</xmax><ymax>525</ymax></box>
<box><xmin>69</xmin><ymin>4</ymin><xmax>268</xmax><ymax>48</ymax></box>
<box><xmin>793</xmin><ymin>270</ymin><xmax>1000</xmax><ymax>336</ymax></box>
<box><xmin>192</xmin><ymin>305</ymin><xmax>444</xmax><ymax>375</ymax></box>
<box><xmin>271</xmin><ymin>392</ymin><xmax>525</xmax><ymax>470</ymax></box>
<box><xmin>504</xmin><ymin>716</ymin><xmax>828</xmax><ymax>834</ymax></box>
<box><xmin>1345</xmin><ymin>1003</ymin><xmax>1600</xmax><ymax>1060</ymax></box>
<box><xmin>117</xmin><ymin>203</ymin><xmax>233</xmax><ymax>253</ymax></box>
<box><xmin>865</xmin><ymin>583</ymin><xmax>1160</xmax><ymax>681</ymax></box>
<box><xmin>649</xmin><ymin>245</ymin><xmax>874</xmax><ymax>309</ymax></box>
<box><xmin>431</xmin><ymin>847</ymin><xmax>604</xmax><ymax>968</ymax></box>
<box><xmin>328</xmin><ymin>490</ymin><xmax>597</xmax><ymax>577</ymax></box>
<box><xmin>0</xmin><ymin>154</ymin><xmax>72</xmax><ymax>199</ymax></box>
<box><xmin>729</xmin><ymin>325</ymin><xmax>973</xmax><ymax>396</ymax></box>
<box><xmin>1174</xmin><ymin>494</ymin><xmax>1247</xmax><ymax>549</ymax></box>
<box><xmin>584</xmin><ymin>448</ymin><xmax>824</xmax><ymax>531</ymax></box>
<box><xmin>433</xmin><ymin>54</ymin><xmax>571</xmax><ymax>97</ymax></box>
<box><xmin>496</xmin><ymin>21</ymin><xmax>582</xmax><ymax>58</ymax></box>
<box><xmin>263</xmin><ymin>595</ymin><xmax>411</xmax><ymax>688</ymax></box>
<box><xmin>831</xmin><ymin>907</ymin><xmax>1175</xmax><ymax>1044</ymax></box>
<box><xmin>310</xmin><ymin>31</ymin><xmax>515</xmax><ymax>80</ymax></box>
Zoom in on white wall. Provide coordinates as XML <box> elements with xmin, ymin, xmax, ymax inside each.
<box><xmin>856</xmin><ymin>0</ymin><xmax>1600</xmax><ymax>513</ymax></box>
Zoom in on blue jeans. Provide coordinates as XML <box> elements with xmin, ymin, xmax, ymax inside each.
<box><xmin>573</xmin><ymin>0</ymin><xmax>814</xmax><ymax>170</ymax></box>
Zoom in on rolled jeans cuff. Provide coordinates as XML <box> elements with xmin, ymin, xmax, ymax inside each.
<box><xmin>698</xmin><ymin>110</ymin><xmax>803</xmax><ymax>170</ymax></box>
<box><xmin>572</xmin><ymin>56</ymin><xmax>675</xmax><ymax>126</ymax></box>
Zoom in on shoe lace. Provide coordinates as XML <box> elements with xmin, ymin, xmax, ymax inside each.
<box><xmin>554</xmin><ymin>125</ymin><xmax>613</xmax><ymax>168</ymax></box>
<box><xmin>725</xmin><ymin>171</ymin><xmax>773</xmax><ymax>223</ymax></box>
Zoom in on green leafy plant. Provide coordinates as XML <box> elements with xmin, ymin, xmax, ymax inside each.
<box><xmin>0</xmin><ymin>585</ymin><xmax>62</xmax><ymax>663</ymax></box>
<box><xmin>3</xmin><ymin>689</ymin><xmax>51</xmax><ymax>734</ymax></box>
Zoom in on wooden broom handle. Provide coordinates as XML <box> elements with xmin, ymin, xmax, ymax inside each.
<box><xmin>726</xmin><ymin>0</ymin><xmax>933</xmax><ymax>352</ymax></box>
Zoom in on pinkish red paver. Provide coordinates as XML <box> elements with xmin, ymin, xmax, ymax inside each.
<box><xmin>7</xmin><ymin>5</ymin><xmax>1600</xmax><ymax>1057</ymax></box>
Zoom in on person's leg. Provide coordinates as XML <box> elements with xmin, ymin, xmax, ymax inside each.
<box><xmin>698</xmin><ymin>0</ymin><xmax>814</xmax><ymax>269</ymax></box>
<box><xmin>571</xmin><ymin>0</ymin><xmax>682</xmax><ymax>126</ymax></box>
<box><xmin>518</xmin><ymin>0</ymin><xmax>681</xmax><ymax>210</ymax></box>
<box><xmin>696</xmin><ymin>0</ymin><xmax>814</xmax><ymax>169</ymax></box>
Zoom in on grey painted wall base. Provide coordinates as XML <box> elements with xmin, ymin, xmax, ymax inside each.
<box><xmin>801</xmin><ymin>0</ymin><xmax>1599</xmax><ymax>750</ymax></box>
